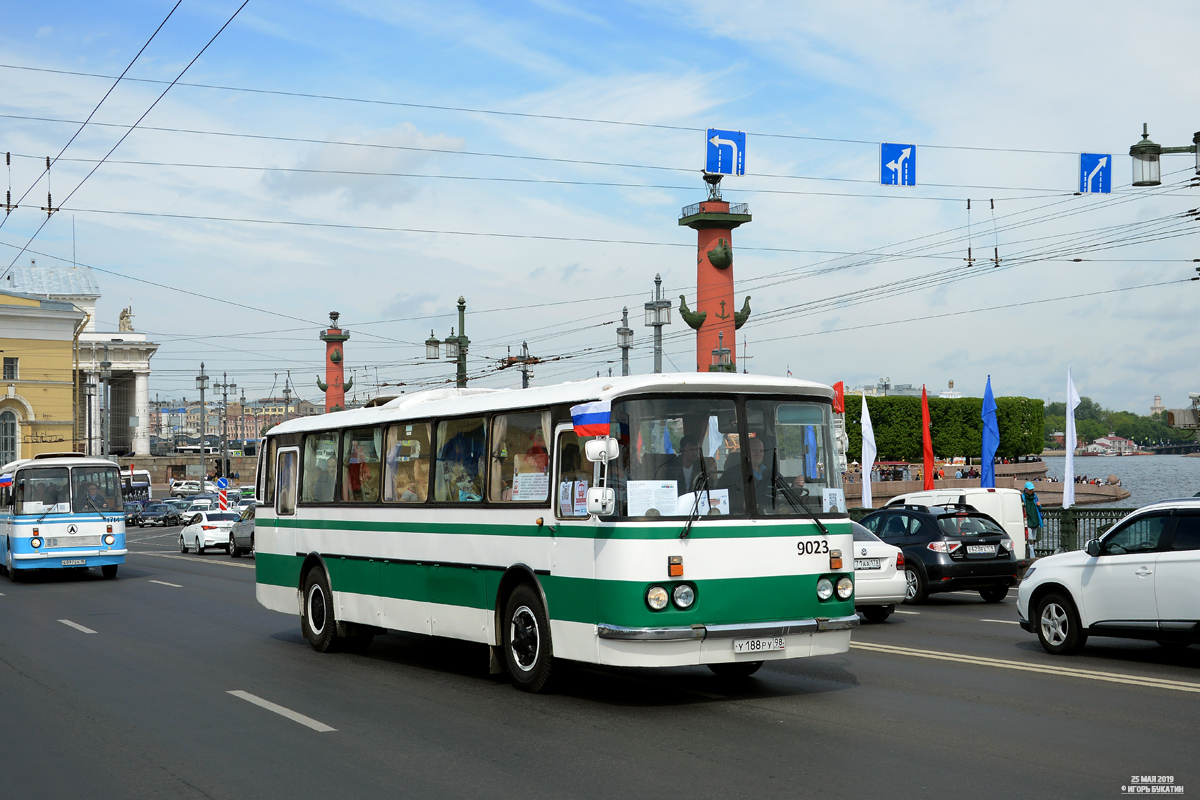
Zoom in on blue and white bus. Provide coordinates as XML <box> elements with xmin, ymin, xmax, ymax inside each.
<box><xmin>1</xmin><ymin>453</ymin><xmax>127</xmax><ymax>581</ymax></box>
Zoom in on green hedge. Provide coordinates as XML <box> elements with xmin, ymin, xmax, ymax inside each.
<box><xmin>844</xmin><ymin>395</ymin><xmax>1044</xmax><ymax>461</ymax></box>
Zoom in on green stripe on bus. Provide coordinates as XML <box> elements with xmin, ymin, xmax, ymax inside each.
<box><xmin>259</xmin><ymin>516</ymin><xmax>846</xmax><ymax>540</ymax></box>
<box><xmin>258</xmin><ymin>553</ymin><xmax>853</xmax><ymax>628</ymax></box>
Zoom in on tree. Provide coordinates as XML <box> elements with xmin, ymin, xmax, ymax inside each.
<box><xmin>846</xmin><ymin>395</ymin><xmax>1044</xmax><ymax>461</ymax></box>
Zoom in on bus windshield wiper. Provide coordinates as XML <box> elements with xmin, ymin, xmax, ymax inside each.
<box><xmin>771</xmin><ymin>454</ymin><xmax>828</xmax><ymax>535</ymax></box>
<box><xmin>680</xmin><ymin>458</ymin><xmax>713</xmax><ymax>539</ymax></box>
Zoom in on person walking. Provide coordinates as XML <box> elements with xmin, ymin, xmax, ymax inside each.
<box><xmin>1021</xmin><ymin>481</ymin><xmax>1043</xmax><ymax>562</ymax></box>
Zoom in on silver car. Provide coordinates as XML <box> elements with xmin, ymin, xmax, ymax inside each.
<box><xmin>229</xmin><ymin>504</ymin><xmax>255</xmax><ymax>558</ymax></box>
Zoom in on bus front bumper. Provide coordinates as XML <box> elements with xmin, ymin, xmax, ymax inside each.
<box><xmin>597</xmin><ymin>614</ymin><xmax>860</xmax><ymax>641</ymax></box>
<box><xmin>14</xmin><ymin>549</ymin><xmax>128</xmax><ymax>561</ymax></box>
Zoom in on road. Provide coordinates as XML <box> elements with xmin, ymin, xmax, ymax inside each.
<box><xmin>1</xmin><ymin>525</ymin><xmax>1197</xmax><ymax>799</ymax></box>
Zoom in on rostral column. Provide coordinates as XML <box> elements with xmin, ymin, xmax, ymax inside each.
<box><xmin>678</xmin><ymin>174</ymin><xmax>752</xmax><ymax>371</ymax></box>
<box><xmin>317</xmin><ymin>311</ymin><xmax>352</xmax><ymax>412</ymax></box>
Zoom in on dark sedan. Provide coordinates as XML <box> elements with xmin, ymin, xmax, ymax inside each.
<box><xmin>124</xmin><ymin>500</ymin><xmax>145</xmax><ymax>527</ymax></box>
<box><xmin>859</xmin><ymin>503</ymin><xmax>1020</xmax><ymax>603</ymax></box>
<box><xmin>138</xmin><ymin>503</ymin><xmax>182</xmax><ymax>527</ymax></box>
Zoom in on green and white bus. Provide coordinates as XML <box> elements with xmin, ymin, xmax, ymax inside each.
<box><xmin>253</xmin><ymin>374</ymin><xmax>857</xmax><ymax>691</ymax></box>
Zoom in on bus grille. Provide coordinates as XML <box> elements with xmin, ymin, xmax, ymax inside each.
<box><xmin>45</xmin><ymin>536</ymin><xmax>103</xmax><ymax>548</ymax></box>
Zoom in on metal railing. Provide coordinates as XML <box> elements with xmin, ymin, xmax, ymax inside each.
<box><xmin>679</xmin><ymin>201</ymin><xmax>750</xmax><ymax>219</ymax></box>
<box><xmin>848</xmin><ymin>505</ymin><xmax>1133</xmax><ymax>557</ymax></box>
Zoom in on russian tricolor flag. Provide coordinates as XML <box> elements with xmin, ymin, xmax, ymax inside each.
<box><xmin>0</xmin><ymin>473</ymin><xmax>11</xmax><ymax>488</ymax></box>
<box><xmin>570</xmin><ymin>400</ymin><xmax>611</xmax><ymax>437</ymax></box>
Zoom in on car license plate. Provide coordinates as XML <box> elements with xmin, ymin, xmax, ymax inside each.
<box><xmin>732</xmin><ymin>637</ymin><xmax>786</xmax><ymax>654</ymax></box>
<box><xmin>60</xmin><ymin>559</ymin><xmax>86</xmax><ymax>566</ymax></box>
<box><xmin>966</xmin><ymin>544</ymin><xmax>996</xmax><ymax>555</ymax></box>
<box><xmin>854</xmin><ymin>558</ymin><xmax>881</xmax><ymax>570</ymax></box>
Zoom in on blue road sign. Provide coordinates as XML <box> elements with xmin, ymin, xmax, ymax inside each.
<box><xmin>705</xmin><ymin>129</ymin><xmax>745</xmax><ymax>176</ymax></box>
<box><xmin>216</xmin><ymin>477</ymin><xmax>228</xmax><ymax>489</ymax></box>
<box><xmin>880</xmin><ymin>143</ymin><xmax>916</xmax><ymax>186</ymax></box>
<box><xmin>1079</xmin><ymin>153</ymin><xmax>1112</xmax><ymax>194</ymax></box>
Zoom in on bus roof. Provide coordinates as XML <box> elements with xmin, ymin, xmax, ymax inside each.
<box><xmin>2</xmin><ymin>455</ymin><xmax>121</xmax><ymax>472</ymax></box>
<box><xmin>267</xmin><ymin>373</ymin><xmax>834</xmax><ymax>437</ymax></box>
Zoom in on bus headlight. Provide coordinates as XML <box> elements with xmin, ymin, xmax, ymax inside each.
<box><xmin>672</xmin><ymin>584</ymin><xmax>695</xmax><ymax>609</ymax></box>
<box><xmin>30</xmin><ymin>537</ymin><xmax>42</xmax><ymax>549</ymax></box>
<box><xmin>816</xmin><ymin>577</ymin><xmax>834</xmax><ymax>600</ymax></box>
<box><xmin>646</xmin><ymin>586</ymin><xmax>669</xmax><ymax>610</ymax></box>
<box><xmin>104</xmin><ymin>534</ymin><xmax>115</xmax><ymax>546</ymax></box>
<box><xmin>836</xmin><ymin>576</ymin><xmax>854</xmax><ymax>600</ymax></box>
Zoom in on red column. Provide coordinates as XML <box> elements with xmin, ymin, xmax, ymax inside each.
<box><xmin>679</xmin><ymin>199</ymin><xmax>751</xmax><ymax>371</ymax></box>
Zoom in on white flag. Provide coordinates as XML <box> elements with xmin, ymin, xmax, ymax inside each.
<box><xmin>861</xmin><ymin>393</ymin><xmax>877</xmax><ymax>509</ymax></box>
<box><xmin>1063</xmin><ymin>366</ymin><xmax>1081</xmax><ymax>508</ymax></box>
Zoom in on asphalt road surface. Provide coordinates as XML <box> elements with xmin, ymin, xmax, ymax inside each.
<box><xmin>2</xmin><ymin>526</ymin><xmax>1197</xmax><ymax>799</ymax></box>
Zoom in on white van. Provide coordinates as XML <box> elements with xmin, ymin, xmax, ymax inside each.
<box><xmin>886</xmin><ymin>487</ymin><xmax>1031</xmax><ymax>561</ymax></box>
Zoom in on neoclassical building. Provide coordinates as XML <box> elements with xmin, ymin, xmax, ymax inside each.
<box><xmin>2</xmin><ymin>261</ymin><xmax>159</xmax><ymax>457</ymax></box>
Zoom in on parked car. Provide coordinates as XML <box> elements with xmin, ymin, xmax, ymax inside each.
<box><xmin>859</xmin><ymin>503</ymin><xmax>1020</xmax><ymax>603</ymax></box>
<box><xmin>1018</xmin><ymin>498</ymin><xmax>1200</xmax><ymax>654</ymax></box>
<box><xmin>137</xmin><ymin>502</ymin><xmax>178</xmax><ymax>527</ymax></box>
<box><xmin>179</xmin><ymin>510</ymin><xmax>241</xmax><ymax>554</ymax></box>
<box><xmin>228</xmin><ymin>503</ymin><xmax>255</xmax><ymax>557</ymax></box>
<box><xmin>886</xmin><ymin>487</ymin><xmax>1032</xmax><ymax>562</ymax></box>
<box><xmin>851</xmin><ymin>522</ymin><xmax>907</xmax><ymax>622</ymax></box>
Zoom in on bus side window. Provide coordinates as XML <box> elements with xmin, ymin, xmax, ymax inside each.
<box><xmin>342</xmin><ymin>427</ymin><xmax>382</xmax><ymax>503</ymax></box>
<box><xmin>277</xmin><ymin>450</ymin><xmax>298</xmax><ymax>516</ymax></box>
<box><xmin>555</xmin><ymin>430</ymin><xmax>588</xmax><ymax>519</ymax></box>
<box><xmin>302</xmin><ymin>432</ymin><xmax>339</xmax><ymax>504</ymax></box>
<box><xmin>434</xmin><ymin>417</ymin><xmax>485</xmax><ymax>503</ymax></box>
<box><xmin>489</xmin><ymin>410</ymin><xmax>551</xmax><ymax>503</ymax></box>
<box><xmin>383</xmin><ymin>422</ymin><xmax>431</xmax><ymax>503</ymax></box>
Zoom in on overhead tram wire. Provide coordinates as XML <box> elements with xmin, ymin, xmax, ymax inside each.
<box><xmin>0</xmin><ymin>0</ymin><xmax>251</xmax><ymax>279</ymax></box>
<box><xmin>0</xmin><ymin>63</ymin><xmax>1089</xmax><ymax>156</ymax></box>
<box><xmin>0</xmin><ymin>1</ymin><xmax>182</xmax><ymax>232</ymax></box>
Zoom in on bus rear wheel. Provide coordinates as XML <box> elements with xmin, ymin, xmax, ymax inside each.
<box><xmin>101</xmin><ymin>564</ymin><xmax>118</xmax><ymax>579</ymax></box>
<box><xmin>502</xmin><ymin>583</ymin><xmax>555</xmax><ymax>693</ymax></box>
<box><xmin>302</xmin><ymin>567</ymin><xmax>338</xmax><ymax>653</ymax></box>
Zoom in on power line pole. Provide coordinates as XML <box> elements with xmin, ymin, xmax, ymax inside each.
<box><xmin>215</xmin><ymin>372</ymin><xmax>237</xmax><ymax>479</ymax></box>
<box><xmin>644</xmin><ymin>273</ymin><xmax>671</xmax><ymax>373</ymax></box>
<box><xmin>502</xmin><ymin>341</ymin><xmax>538</xmax><ymax>388</ymax></box>
<box><xmin>617</xmin><ymin>306</ymin><xmax>633</xmax><ymax>376</ymax></box>
<box><xmin>195</xmin><ymin>363</ymin><xmax>208</xmax><ymax>480</ymax></box>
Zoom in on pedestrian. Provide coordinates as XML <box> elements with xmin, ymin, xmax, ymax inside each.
<box><xmin>1021</xmin><ymin>481</ymin><xmax>1043</xmax><ymax>562</ymax></box>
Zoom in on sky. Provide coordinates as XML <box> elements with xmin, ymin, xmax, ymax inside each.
<box><xmin>1</xmin><ymin>1</ymin><xmax>1198</xmax><ymax>414</ymax></box>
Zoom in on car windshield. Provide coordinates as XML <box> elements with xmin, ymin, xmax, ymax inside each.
<box><xmin>606</xmin><ymin>394</ymin><xmax>841</xmax><ymax>518</ymax></box>
<box><xmin>937</xmin><ymin>513</ymin><xmax>1005</xmax><ymax>537</ymax></box>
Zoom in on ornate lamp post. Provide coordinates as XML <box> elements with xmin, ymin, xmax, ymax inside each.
<box><xmin>100</xmin><ymin>347</ymin><xmax>112</xmax><ymax>459</ymax></box>
<box><xmin>710</xmin><ymin>331</ymin><xmax>732</xmax><ymax>371</ymax></box>
<box><xmin>1128</xmin><ymin>123</ymin><xmax>1200</xmax><ymax>187</ymax></box>
<box><xmin>425</xmin><ymin>297</ymin><xmax>471</xmax><ymax>387</ymax></box>
<box><xmin>644</xmin><ymin>274</ymin><xmax>671</xmax><ymax>373</ymax></box>
<box><xmin>83</xmin><ymin>377</ymin><xmax>97</xmax><ymax>455</ymax></box>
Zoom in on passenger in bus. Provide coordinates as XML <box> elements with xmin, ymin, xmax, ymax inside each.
<box><xmin>313</xmin><ymin>460</ymin><xmax>336</xmax><ymax>503</ymax></box>
<box><xmin>524</xmin><ymin>428</ymin><xmax>549</xmax><ymax>473</ymax></box>
<box><xmin>654</xmin><ymin>434</ymin><xmax>703</xmax><ymax>492</ymax></box>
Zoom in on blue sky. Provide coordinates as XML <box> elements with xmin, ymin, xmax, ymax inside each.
<box><xmin>2</xmin><ymin>1</ymin><xmax>1199</xmax><ymax>413</ymax></box>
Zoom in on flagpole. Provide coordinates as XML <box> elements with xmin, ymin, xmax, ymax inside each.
<box><xmin>861</xmin><ymin>392</ymin><xmax>876</xmax><ymax>509</ymax></box>
<box><xmin>1063</xmin><ymin>366</ymin><xmax>1081</xmax><ymax>508</ymax></box>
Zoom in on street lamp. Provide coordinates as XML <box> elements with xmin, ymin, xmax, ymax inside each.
<box><xmin>196</xmin><ymin>363</ymin><xmax>208</xmax><ymax>479</ymax></box>
<box><xmin>617</xmin><ymin>306</ymin><xmax>633</xmax><ymax>377</ymax></box>
<box><xmin>1128</xmin><ymin>123</ymin><xmax>1200</xmax><ymax>187</ymax></box>
<box><xmin>100</xmin><ymin>347</ymin><xmax>112</xmax><ymax>460</ymax></box>
<box><xmin>425</xmin><ymin>297</ymin><xmax>470</xmax><ymax>387</ymax></box>
<box><xmin>644</xmin><ymin>273</ymin><xmax>672</xmax><ymax>374</ymax></box>
<box><xmin>82</xmin><ymin>378</ymin><xmax>96</xmax><ymax>456</ymax></box>
<box><xmin>710</xmin><ymin>330</ymin><xmax>732</xmax><ymax>372</ymax></box>
<box><xmin>425</xmin><ymin>330</ymin><xmax>441</xmax><ymax>360</ymax></box>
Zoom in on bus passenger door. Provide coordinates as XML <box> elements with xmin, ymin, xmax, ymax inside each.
<box><xmin>272</xmin><ymin>448</ymin><xmax>299</xmax><ymax>559</ymax></box>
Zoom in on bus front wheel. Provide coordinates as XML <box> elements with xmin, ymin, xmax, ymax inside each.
<box><xmin>101</xmin><ymin>564</ymin><xmax>118</xmax><ymax>579</ymax></box>
<box><xmin>302</xmin><ymin>567</ymin><xmax>338</xmax><ymax>653</ymax></box>
<box><xmin>502</xmin><ymin>583</ymin><xmax>555</xmax><ymax>693</ymax></box>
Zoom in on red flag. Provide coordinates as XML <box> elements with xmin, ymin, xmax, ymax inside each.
<box><xmin>832</xmin><ymin>381</ymin><xmax>845</xmax><ymax>414</ymax></box>
<box><xmin>921</xmin><ymin>385</ymin><xmax>935</xmax><ymax>490</ymax></box>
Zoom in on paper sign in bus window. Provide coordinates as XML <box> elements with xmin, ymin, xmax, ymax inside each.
<box><xmin>512</xmin><ymin>471</ymin><xmax>549</xmax><ymax>502</ymax></box>
<box><xmin>674</xmin><ymin>489</ymin><xmax>730</xmax><ymax>516</ymax></box>
<box><xmin>573</xmin><ymin>480</ymin><xmax>589</xmax><ymax>516</ymax></box>
<box><xmin>627</xmin><ymin>480</ymin><xmax>678</xmax><ymax>517</ymax></box>
<box><xmin>822</xmin><ymin>488</ymin><xmax>845</xmax><ymax>514</ymax></box>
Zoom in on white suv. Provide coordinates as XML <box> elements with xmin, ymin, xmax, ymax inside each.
<box><xmin>1017</xmin><ymin>498</ymin><xmax>1200</xmax><ymax>654</ymax></box>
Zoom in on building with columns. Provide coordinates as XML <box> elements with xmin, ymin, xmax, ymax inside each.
<box><xmin>2</xmin><ymin>261</ymin><xmax>159</xmax><ymax>456</ymax></box>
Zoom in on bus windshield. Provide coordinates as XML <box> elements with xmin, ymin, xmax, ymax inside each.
<box><xmin>610</xmin><ymin>395</ymin><xmax>842</xmax><ymax>518</ymax></box>
<box><xmin>15</xmin><ymin>467</ymin><xmax>71</xmax><ymax>515</ymax></box>
<box><xmin>71</xmin><ymin>466</ymin><xmax>124</xmax><ymax>513</ymax></box>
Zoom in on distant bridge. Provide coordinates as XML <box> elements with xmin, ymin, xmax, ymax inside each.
<box><xmin>1148</xmin><ymin>442</ymin><xmax>1200</xmax><ymax>455</ymax></box>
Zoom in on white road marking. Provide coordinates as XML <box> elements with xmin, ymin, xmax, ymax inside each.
<box><xmin>981</xmin><ymin>618</ymin><xmax>1020</xmax><ymax>625</ymax></box>
<box><xmin>851</xmin><ymin>642</ymin><xmax>1200</xmax><ymax>694</ymax></box>
<box><xmin>59</xmin><ymin>619</ymin><xmax>97</xmax><ymax>634</ymax></box>
<box><xmin>0</xmin><ymin>592</ymin><xmax>5</xmax><ymax>596</ymax></box>
<box><xmin>227</xmin><ymin>691</ymin><xmax>336</xmax><ymax>732</ymax></box>
<box><xmin>132</xmin><ymin>552</ymin><xmax>254</xmax><ymax>570</ymax></box>
<box><xmin>894</xmin><ymin>610</ymin><xmax>920</xmax><ymax>615</ymax></box>
<box><xmin>149</xmin><ymin>579</ymin><xmax>183</xmax><ymax>588</ymax></box>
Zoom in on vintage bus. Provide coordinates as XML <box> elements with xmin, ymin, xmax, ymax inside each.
<box><xmin>1</xmin><ymin>454</ymin><xmax>127</xmax><ymax>580</ymax></box>
<box><xmin>120</xmin><ymin>468</ymin><xmax>154</xmax><ymax>501</ymax></box>
<box><xmin>253</xmin><ymin>374</ymin><xmax>857</xmax><ymax>691</ymax></box>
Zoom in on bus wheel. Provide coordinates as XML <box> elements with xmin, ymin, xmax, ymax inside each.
<box><xmin>302</xmin><ymin>567</ymin><xmax>338</xmax><ymax>653</ymax></box>
<box><xmin>101</xmin><ymin>564</ymin><xmax>118</xmax><ymax>579</ymax></box>
<box><xmin>503</xmin><ymin>583</ymin><xmax>554</xmax><ymax>693</ymax></box>
<box><xmin>708</xmin><ymin>661</ymin><xmax>763</xmax><ymax>679</ymax></box>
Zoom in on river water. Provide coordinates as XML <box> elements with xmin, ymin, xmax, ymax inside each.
<box><xmin>1042</xmin><ymin>454</ymin><xmax>1200</xmax><ymax>509</ymax></box>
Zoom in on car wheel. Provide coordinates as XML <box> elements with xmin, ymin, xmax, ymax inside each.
<box><xmin>502</xmin><ymin>583</ymin><xmax>555</xmax><ymax>692</ymax></box>
<box><xmin>904</xmin><ymin>567</ymin><xmax>927</xmax><ymax>603</ymax></box>
<box><xmin>196</xmin><ymin>538</ymin><xmax>205</xmax><ymax>555</ymax></box>
<box><xmin>229</xmin><ymin>540</ymin><xmax>240</xmax><ymax>558</ymax></box>
<box><xmin>179</xmin><ymin>534</ymin><xmax>187</xmax><ymax>554</ymax></box>
<box><xmin>861</xmin><ymin>605</ymin><xmax>894</xmax><ymax>623</ymax></box>
<box><xmin>1036</xmin><ymin>592</ymin><xmax>1087</xmax><ymax>655</ymax></box>
<box><xmin>708</xmin><ymin>661</ymin><xmax>764</xmax><ymax>679</ymax></box>
<box><xmin>101</xmin><ymin>564</ymin><xmax>118</xmax><ymax>579</ymax></box>
<box><xmin>302</xmin><ymin>566</ymin><xmax>338</xmax><ymax>653</ymax></box>
<box><xmin>979</xmin><ymin>585</ymin><xmax>1009</xmax><ymax>603</ymax></box>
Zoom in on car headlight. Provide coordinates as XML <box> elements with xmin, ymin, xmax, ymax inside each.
<box><xmin>672</xmin><ymin>584</ymin><xmax>695</xmax><ymax>609</ymax></box>
<box><xmin>836</xmin><ymin>576</ymin><xmax>854</xmax><ymax>600</ymax></box>
<box><xmin>30</xmin><ymin>537</ymin><xmax>42</xmax><ymax>549</ymax></box>
<box><xmin>646</xmin><ymin>585</ymin><xmax>669</xmax><ymax>610</ymax></box>
<box><xmin>816</xmin><ymin>577</ymin><xmax>834</xmax><ymax>600</ymax></box>
<box><xmin>104</xmin><ymin>534</ymin><xmax>115</xmax><ymax>545</ymax></box>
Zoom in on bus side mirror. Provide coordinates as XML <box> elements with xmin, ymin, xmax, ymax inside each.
<box><xmin>1085</xmin><ymin>539</ymin><xmax>1101</xmax><ymax>557</ymax></box>
<box><xmin>586</xmin><ymin>487</ymin><xmax>616</xmax><ymax>516</ymax></box>
<box><xmin>584</xmin><ymin>438</ymin><xmax>619</xmax><ymax>463</ymax></box>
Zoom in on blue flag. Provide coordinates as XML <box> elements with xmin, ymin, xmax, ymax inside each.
<box><xmin>980</xmin><ymin>376</ymin><xmax>999</xmax><ymax>488</ymax></box>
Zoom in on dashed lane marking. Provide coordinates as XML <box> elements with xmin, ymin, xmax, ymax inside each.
<box><xmin>59</xmin><ymin>619</ymin><xmax>97</xmax><ymax>634</ymax></box>
<box><xmin>980</xmin><ymin>618</ymin><xmax>1020</xmax><ymax>625</ymax></box>
<box><xmin>149</xmin><ymin>579</ymin><xmax>183</xmax><ymax>588</ymax></box>
<box><xmin>850</xmin><ymin>641</ymin><xmax>1200</xmax><ymax>694</ymax></box>
<box><xmin>894</xmin><ymin>610</ymin><xmax>920</xmax><ymax>615</ymax></box>
<box><xmin>228</xmin><ymin>690</ymin><xmax>336</xmax><ymax>732</ymax></box>
<box><xmin>131</xmin><ymin>552</ymin><xmax>255</xmax><ymax>570</ymax></box>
